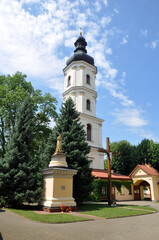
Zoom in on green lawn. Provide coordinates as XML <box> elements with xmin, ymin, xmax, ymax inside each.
<box><xmin>9</xmin><ymin>209</ymin><xmax>90</xmax><ymax>223</ymax></box>
<box><xmin>117</xmin><ymin>205</ymin><xmax>158</xmax><ymax>212</ymax></box>
<box><xmin>8</xmin><ymin>204</ymin><xmax>157</xmax><ymax>223</ymax></box>
<box><xmin>78</xmin><ymin>204</ymin><xmax>157</xmax><ymax>218</ymax></box>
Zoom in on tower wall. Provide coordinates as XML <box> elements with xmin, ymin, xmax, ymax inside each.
<box><xmin>63</xmin><ymin>61</ymin><xmax>97</xmax><ymax>117</ymax></box>
<box><xmin>63</xmin><ymin>36</ymin><xmax>104</xmax><ymax>170</ymax></box>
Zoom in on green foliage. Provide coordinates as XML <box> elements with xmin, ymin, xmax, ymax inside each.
<box><xmin>104</xmin><ymin>159</ymin><xmax>108</xmax><ymax>171</ymax></box>
<box><xmin>109</xmin><ymin>138</ymin><xmax>159</xmax><ymax>175</ymax></box>
<box><xmin>150</xmin><ymin>142</ymin><xmax>159</xmax><ymax>171</ymax></box>
<box><xmin>41</xmin><ymin>127</ymin><xmax>58</xmax><ymax>168</ymax></box>
<box><xmin>9</xmin><ymin>208</ymin><xmax>89</xmax><ymax>223</ymax></box>
<box><xmin>0</xmin><ymin>96</ymin><xmax>42</xmax><ymax>207</ymax></box>
<box><xmin>0</xmin><ymin>196</ymin><xmax>6</xmax><ymax>208</ymax></box>
<box><xmin>137</xmin><ymin>139</ymin><xmax>159</xmax><ymax>172</ymax></box>
<box><xmin>0</xmin><ymin>72</ymin><xmax>57</xmax><ymax>159</ymax></box>
<box><xmin>136</xmin><ymin>139</ymin><xmax>152</xmax><ymax>164</ymax></box>
<box><xmin>78</xmin><ymin>204</ymin><xmax>156</xmax><ymax>218</ymax></box>
<box><xmin>43</xmin><ymin>98</ymin><xmax>94</xmax><ymax>203</ymax></box>
<box><xmin>110</xmin><ymin>140</ymin><xmax>134</xmax><ymax>175</ymax></box>
<box><xmin>92</xmin><ymin>179</ymin><xmax>108</xmax><ymax>201</ymax></box>
<box><xmin>112</xmin><ymin>180</ymin><xmax>132</xmax><ymax>192</ymax></box>
<box><xmin>91</xmin><ymin>179</ymin><xmax>132</xmax><ymax>201</ymax></box>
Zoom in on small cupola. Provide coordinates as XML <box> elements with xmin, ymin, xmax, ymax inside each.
<box><xmin>74</xmin><ymin>35</ymin><xmax>87</xmax><ymax>53</ymax></box>
<box><xmin>66</xmin><ymin>34</ymin><xmax>94</xmax><ymax>66</ymax></box>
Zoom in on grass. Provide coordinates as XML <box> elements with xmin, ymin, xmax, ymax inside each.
<box><xmin>8</xmin><ymin>208</ymin><xmax>90</xmax><ymax>223</ymax></box>
<box><xmin>7</xmin><ymin>204</ymin><xmax>158</xmax><ymax>223</ymax></box>
<box><xmin>118</xmin><ymin>205</ymin><xmax>158</xmax><ymax>212</ymax></box>
<box><xmin>78</xmin><ymin>204</ymin><xmax>158</xmax><ymax>218</ymax></box>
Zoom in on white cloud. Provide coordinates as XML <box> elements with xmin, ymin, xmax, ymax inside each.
<box><xmin>139</xmin><ymin>130</ymin><xmax>159</xmax><ymax>142</ymax></box>
<box><xmin>49</xmin><ymin>118</ymin><xmax>56</xmax><ymax>129</ymax></box>
<box><xmin>103</xmin><ymin>0</ymin><xmax>108</xmax><ymax>6</ymax></box>
<box><xmin>47</xmin><ymin>77</ymin><xmax>64</xmax><ymax>95</ymax></box>
<box><xmin>122</xmin><ymin>72</ymin><xmax>126</xmax><ymax>78</ymax></box>
<box><xmin>101</xmin><ymin>16</ymin><xmax>111</xmax><ymax>25</ymax></box>
<box><xmin>114</xmin><ymin>8</ymin><xmax>119</xmax><ymax>14</ymax></box>
<box><xmin>119</xmin><ymin>78</ymin><xmax>125</xmax><ymax>86</ymax></box>
<box><xmin>106</xmin><ymin>48</ymin><xmax>112</xmax><ymax>55</ymax></box>
<box><xmin>151</xmin><ymin>40</ymin><xmax>158</xmax><ymax>49</ymax></box>
<box><xmin>101</xmin><ymin>79</ymin><xmax>134</xmax><ymax>107</ymax></box>
<box><xmin>140</xmin><ymin>29</ymin><xmax>148</xmax><ymax>37</ymax></box>
<box><xmin>121</xmin><ymin>37</ymin><xmax>128</xmax><ymax>44</ymax></box>
<box><xmin>95</xmin><ymin>1</ymin><xmax>101</xmax><ymax>12</ymax></box>
<box><xmin>0</xmin><ymin>1</ymin><xmax>146</xmax><ymax>116</ymax></box>
<box><xmin>79</xmin><ymin>0</ymin><xmax>86</xmax><ymax>5</ymax></box>
<box><xmin>0</xmin><ymin>0</ymin><xmax>115</xmax><ymax>96</ymax></box>
<box><xmin>0</xmin><ymin>0</ymin><xmax>83</xmax><ymax>93</ymax></box>
<box><xmin>113</xmin><ymin>108</ymin><xmax>148</xmax><ymax>128</ymax></box>
<box><xmin>21</xmin><ymin>0</ymin><xmax>40</xmax><ymax>3</ymax></box>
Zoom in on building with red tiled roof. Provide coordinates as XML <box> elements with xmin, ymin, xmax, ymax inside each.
<box><xmin>91</xmin><ymin>169</ymin><xmax>134</xmax><ymax>202</ymax></box>
<box><xmin>92</xmin><ymin>169</ymin><xmax>131</xmax><ymax>181</ymax></box>
<box><xmin>129</xmin><ymin>164</ymin><xmax>159</xmax><ymax>202</ymax></box>
<box><xmin>91</xmin><ymin>164</ymin><xmax>159</xmax><ymax>202</ymax></box>
<box><xmin>129</xmin><ymin>164</ymin><xmax>159</xmax><ymax>177</ymax></box>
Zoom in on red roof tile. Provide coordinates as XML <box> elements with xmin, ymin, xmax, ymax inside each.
<box><xmin>92</xmin><ymin>169</ymin><xmax>131</xmax><ymax>180</ymax></box>
<box><xmin>129</xmin><ymin>164</ymin><xmax>159</xmax><ymax>177</ymax></box>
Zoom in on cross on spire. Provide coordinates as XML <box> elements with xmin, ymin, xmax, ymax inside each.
<box><xmin>80</xmin><ymin>27</ymin><xmax>83</xmax><ymax>36</ymax></box>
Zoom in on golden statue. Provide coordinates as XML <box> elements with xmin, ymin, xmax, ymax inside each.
<box><xmin>54</xmin><ymin>134</ymin><xmax>63</xmax><ymax>155</ymax></box>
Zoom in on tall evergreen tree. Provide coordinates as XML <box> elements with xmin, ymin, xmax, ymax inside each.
<box><xmin>0</xmin><ymin>96</ymin><xmax>42</xmax><ymax>207</ymax></box>
<box><xmin>43</xmin><ymin>98</ymin><xmax>94</xmax><ymax>204</ymax></box>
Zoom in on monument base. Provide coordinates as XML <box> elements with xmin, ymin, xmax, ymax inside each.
<box><xmin>40</xmin><ymin>167</ymin><xmax>77</xmax><ymax>211</ymax></box>
<box><xmin>40</xmin><ymin>196</ymin><xmax>76</xmax><ymax>207</ymax></box>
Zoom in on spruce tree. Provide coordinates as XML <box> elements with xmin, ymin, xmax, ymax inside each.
<box><xmin>44</xmin><ymin>98</ymin><xmax>94</xmax><ymax>204</ymax></box>
<box><xmin>0</xmin><ymin>96</ymin><xmax>42</xmax><ymax>207</ymax></box>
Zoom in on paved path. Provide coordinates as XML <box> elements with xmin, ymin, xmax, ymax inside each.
<box><xmin>0</xmin><ymin>201</ymin><xmax>159</xmax><ymax>240</ymax></box>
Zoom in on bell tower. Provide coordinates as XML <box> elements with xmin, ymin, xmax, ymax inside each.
<box><xmin>63</xmin><ymin>34</ymin><xmax>104</xmax><ymax>169</ymax></box>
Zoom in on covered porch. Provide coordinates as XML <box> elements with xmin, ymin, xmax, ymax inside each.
<box><xmin>129</xmin><ymin>164</ymin><xmax>159</xmax><ymax>202</ymax></box>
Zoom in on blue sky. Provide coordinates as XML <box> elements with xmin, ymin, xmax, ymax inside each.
<box><xmin>0</xmin><ymin>0</ymin><xmax>159</xmax><ymax>146</ymax></box>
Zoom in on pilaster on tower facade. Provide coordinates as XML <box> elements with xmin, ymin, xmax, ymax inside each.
<box><xmin>63</xmin><ymin>34</ymin><xmax>104</xmax><ymax>170</ymax></box>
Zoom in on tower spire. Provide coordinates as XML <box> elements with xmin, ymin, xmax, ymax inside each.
<box><xmin>80</xmin><ymin>27</ymin><xmax>83</xmax><ymax>36</ymax></box>
<box><xmin>74</xmin><ymin>34</ymin><xmax>87</xmax><ymax>53</ymax></box>
<box><xmin>65</xmin><ymin>34</ymin><xmax>94</xmax><ymax>66</ymax></box>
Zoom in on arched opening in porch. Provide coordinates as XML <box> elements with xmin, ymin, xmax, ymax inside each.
<box><xmin>134</xmin><ymin>180</ymin><xmax>151</xmax><ymax>201</ymax></box>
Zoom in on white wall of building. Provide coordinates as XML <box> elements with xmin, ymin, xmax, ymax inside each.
<box><xmin>63</xmin><ymin>60</ymin><xmax>104</xmax><ymax>170</ymax></box>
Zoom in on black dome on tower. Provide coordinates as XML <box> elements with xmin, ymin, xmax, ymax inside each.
<box><xmin>66</xmin><ymin>35</ymin><xmax>94</xmax><ymax>66</ymax></box>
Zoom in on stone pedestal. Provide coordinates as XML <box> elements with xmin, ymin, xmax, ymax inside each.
<box><xmin>40</xmin><ymin>134</ymin><xmax>77</xmax><ymax>211</ymax></box>
<box><xmin>49</xmin><ymin>153</ymin><xmax>68</xmax><ymax>168</ymax></box>
<box><xmin>40</xmin><ymin>167</ymin><xmax>77</xmax><ymax>211</ymax></box>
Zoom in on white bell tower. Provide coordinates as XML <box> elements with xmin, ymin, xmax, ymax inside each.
<box><xmin>63</xmin><ymin>34</ymin><xmax>104</xmax><ymax>170</ymax></box>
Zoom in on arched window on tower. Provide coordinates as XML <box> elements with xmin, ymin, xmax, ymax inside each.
<box><xmin>86</xmin><ymin>99</ymin><xmax>91</xmax><ymax>110</ymax></box>
<box><xmin>86</xmin><ymin>74</ymin><xmax>90</xmax><ymax>84</ymax></box>
<box><xmin>87</xmin><ymin>124</ymin><xmax>91</xmax><ymax>141</ymax></box>
<box><xmin>67</xmin><ymin>76</ymin><xmax>71</xmax><ymax>86</ymax></box>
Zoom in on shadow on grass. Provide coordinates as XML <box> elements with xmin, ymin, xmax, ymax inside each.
<box><xmin>7</xmin><ymin>204</ymin><xmax>40</xmax><ymax>212</ymax></box>
<box><xmin>0</xmin><ymin>209</ymin><xmax>5</xmax><ymax>213</ymax></box>
<box><xmin>78</xmin><ymin>204</ymin><xmax>110</xmax><ymax>212</ymax></box>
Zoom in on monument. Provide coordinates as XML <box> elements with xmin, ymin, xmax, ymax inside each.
<box><xmin>40</xmin><ymin>134</ymin><xmax>77</xmax><ymax>212</ymax></box>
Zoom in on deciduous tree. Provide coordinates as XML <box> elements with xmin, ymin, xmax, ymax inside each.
<box><xmin>0</xmin><ymin>72</ymin><xmax>57</xmax><ymax>160</ymax></box>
